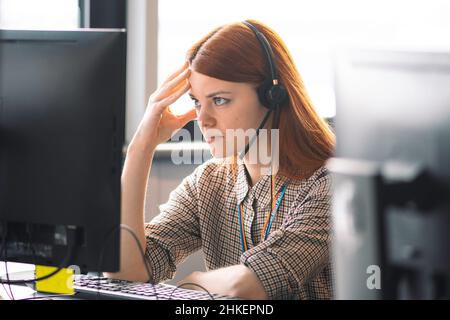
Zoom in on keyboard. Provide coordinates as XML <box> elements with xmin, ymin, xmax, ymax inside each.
<box><xmin>73</xmin><ymin>274</ymin><xmax>238</xmax><ymax>300</ymax></box>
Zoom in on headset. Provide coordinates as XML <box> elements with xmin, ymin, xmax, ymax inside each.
<box><xmin>239</xmin><ymin>20</ymin><xmax>288</xmax><ymax>159</ymax></box>
<box><xmin>242</xmin><ymin>20</ymin><xmax>288</xmax><ymax>110</ymax></box>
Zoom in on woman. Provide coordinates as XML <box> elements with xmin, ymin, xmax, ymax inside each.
<box><xmin>107</xmin><ymin>19</ymin><xmax>335</xmax><ymax>300</ymax></box>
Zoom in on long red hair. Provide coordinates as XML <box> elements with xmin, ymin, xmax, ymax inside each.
<box><xmin>186</xmin><ymin>20</ymin><xmax>335</xmax><ymax>180</ymax></box>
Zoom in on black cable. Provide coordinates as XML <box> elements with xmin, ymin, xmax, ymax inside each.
<box><xmin>168</xmin><ymin>282</ymin><xmax>215</xmax><ymax>300</ymax></box>
<box><xmin>4</xmin><ymin>246</ymin><xmax>15</xmax><ymax>300</ymax></box>
<box><xmin>1</xmin><ymin>223</ymin><xmax>14</xmax><ymax>298</ymax></box>
<box><xmin>0</xmin><ymin>277</ymin><xmax>13</xmax><ymax>300</ymax></box>
<box><xmin>239</xmin><ymin>110</ymin><xmax>272</xmax><ymax>160</ymax></box>
<box><xmin>0</xmin><ymin>222</ymin><xmax>13</xmax><ymax>299</ymax></box>
<box><xmin>0</xmin><ymin>225</ymin><xmax>76</xmax><ymax>285</ymax></box>
<box><xmin>95</xmin><ymin>224</ymin><xmax>157</xmax><ymax>300</ymax></box>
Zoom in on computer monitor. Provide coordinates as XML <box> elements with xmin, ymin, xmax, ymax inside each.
<box><xmin>0</xmin><ymin>29</ymin><xmax>126</xmax><ymax>273</ymax></box>
<box><xmin>330</xmin><ymin>48</ymin><xmax>450</xmax><ymax>299</ymax></box>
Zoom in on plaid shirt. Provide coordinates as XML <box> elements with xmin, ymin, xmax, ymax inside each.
<box><xmin>144</xmin><ymin>157</ymin><xmax>333</xmax><ymax>300</ymax></box>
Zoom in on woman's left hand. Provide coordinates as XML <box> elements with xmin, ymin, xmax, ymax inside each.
<box><xmin>178</xmin><ymin>265</ymin><xmax>268</xmax><ymax>299</ymax></box>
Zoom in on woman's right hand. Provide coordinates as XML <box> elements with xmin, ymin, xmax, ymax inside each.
<box><xmin>130</xmin><ymin>61</ymin><xmax>197</xmax><ymax>151</ymax></box>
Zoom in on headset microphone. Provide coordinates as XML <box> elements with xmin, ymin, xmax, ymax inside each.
<box><xmin>238</xmin><ymin>110</ymin><xmax>271</xmax><ymax>159</ymax></box>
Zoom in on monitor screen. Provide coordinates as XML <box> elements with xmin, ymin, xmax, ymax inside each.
<box><xmin>0</xmin><ymin>29</ymin><xmax>126</xmax><ymax>273</ymax></box>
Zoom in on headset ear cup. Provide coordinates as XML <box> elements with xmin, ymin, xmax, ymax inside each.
<box><xmin>257</xmin><ymin>79</ymin><xmax>275</xmax><ymax>109</ymax></box>
<box><xmin>257</xmin><ymin>80</ymin><xmax>288</xmax><ymax>110</ymax></box>
<box><xmin>268</xmin><ymin>85</ymin><xmax>288</xmax><ymax>107</ymax></box>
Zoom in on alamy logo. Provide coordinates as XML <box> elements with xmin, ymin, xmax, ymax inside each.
<box><xmin>366</xmin><ymin>265</ymin><xmax>381</xmax><ymax>290</ymax></box>
<box><xmin>170</xmin><ymin>126</ymin><xmax>280</xmax><ymax>175</ymax></box>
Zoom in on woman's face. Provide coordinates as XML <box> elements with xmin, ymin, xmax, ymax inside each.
<box><xmin>188</xmin><ymin>70</ymin><xmax>268</xmax><ymax>158</ymax></box>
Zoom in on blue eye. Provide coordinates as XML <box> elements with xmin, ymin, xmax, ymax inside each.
<box><xmin>191</xmin><ymin>98</ymin><xmax>200</xmax><ymax>108</ymax></box>
<box><xmin>213</xmin><ymin>97</ymin><xmax>229</xmax><ymax>106</ymax></box>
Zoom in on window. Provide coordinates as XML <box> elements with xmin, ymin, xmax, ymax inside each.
<box><xmin>158</xmin><ymin>0</ymin><xmax>450</xmax><ymax>119</ymax></box>
<box><xmin>0</xmin><ymin>0</ymin><xmax>79</xmax><ymax>30</ymax></box>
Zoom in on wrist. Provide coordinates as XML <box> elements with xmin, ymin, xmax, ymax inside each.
<box><xmin>128</xmin><ymin>133</ymin><xmax>157</xmax><ymax>156</ymax></box>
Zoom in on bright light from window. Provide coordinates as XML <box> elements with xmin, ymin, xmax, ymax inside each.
<box><xmin>0</xmin><ymin>0</ymin><xmax>79</xmax><ymax>30</ymax></box>
<box><xmin>159</xmin><ymin>0</ymin><xmax>450</xmax><ymax>118</ymax></box>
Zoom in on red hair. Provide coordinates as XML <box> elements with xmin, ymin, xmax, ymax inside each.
<box><xmin>186</xmin><ymin>20</ymin><xmax>335</xmax><ymax>180</ymax></box>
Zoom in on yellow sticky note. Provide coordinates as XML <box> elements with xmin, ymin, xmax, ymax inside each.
<box><xmin>35</xmin><ymin>265</ymin><xmax>74</xmax><ymax>295</ymax></box>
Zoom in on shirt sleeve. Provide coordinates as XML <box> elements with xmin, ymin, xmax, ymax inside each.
<box><xmin>144</xmin><ymin>166</ymin><xmax>202</xmax><ymax>284</ymax></box>
<box><xmin>239</xmin><ymin>170</ymin><xmax>332</xmax><ymax>299</ymax></box>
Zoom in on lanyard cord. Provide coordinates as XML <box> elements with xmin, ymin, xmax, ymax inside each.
<box><xmin>237</xmin><ymin>179</ymin><xmax>288</xmax><ymax>253</ymax></box>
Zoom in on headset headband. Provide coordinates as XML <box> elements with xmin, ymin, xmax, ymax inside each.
<box><xmin>242</xmin><ymin>21</ymin><xmax>279</xmax><ymax>85</ymax></box>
